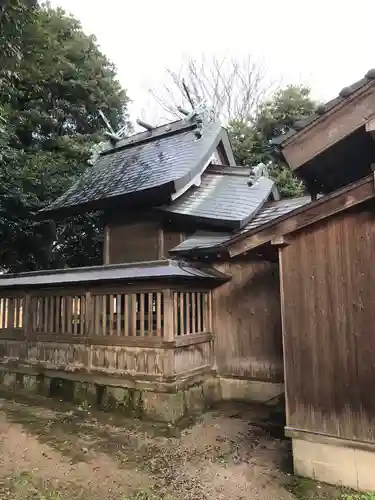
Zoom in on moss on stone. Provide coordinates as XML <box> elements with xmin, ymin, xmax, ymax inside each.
<box><xmin>142</xmin><ymin>391</ymin><xmax>186</xmax><ymax>424</ymax></box>
<box><xmin>73</xmin><ymin>382</ymin><xmax>97</xmax><ymax>408</ymax></box>
<box><xmin>22</xmin><ymin>375</ymin><xmax>39</xmax><ymax>393</ymax></box>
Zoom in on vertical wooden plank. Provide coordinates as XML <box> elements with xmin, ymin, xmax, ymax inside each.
<box><xmin>43</xmin><ymin>297</ymin><xmax>48</xmax><ymax>332</ymax></box>
<box><xmin>139</xmin><ymin>293</ymin><xmax>145</xmax><ymax>336</ymax></box>
<box><xmin>116</xmin><ymin>293</ymin><xmax>121</xmax><ymax>336</ymax></box>
<box><xmin>148</xmin><ymin>292</ymin><xmax>153</xmax><ymax>336</ymax></box>
<box><xmin>85</xmin><ymin>292</ymin><xmax>91</xmax><ymax>337</ymax></box>
<box><xmin>67</xmin><ymin>296</ymin><xmax>73</xmax><ymax>334</ymax></box>
<box><xmin>157</xmin><ymin>227</ymin><xmax>165</xmax><ymax>259</ymax></box>
<box><xmin>54</xmin><ymin>296</ymin><xmax>60</xmax><ymax>334</ymax></box>
<box><xmin>102</xmin><ymin>295</ymin><xmax>107</xmax><ymax>336</ymax></box>
<box><xmin>2</xmin><ymin>298</ymin><xmax>7</xmax><ymax>329</ymax></box>
<box><xmin>156</xmin><ymin>292</ymin><xmax>162</xmax><ymax>337</ymax></box>
<box><xmin>103</xmin><ymin>225</ymin><xmax>110</xmax><ymax>265</ymax></box>
<box><xmin>23</xmin><ymin>294</ymin><xmax>31</xmax><ymax>339</ymax></box>
<box><xmin>109</xmin><ymin>294</ymin><xmax>114</xmax><ymax>335</ymax></box>
<box><xmin>185</xmin><ymin>292</ymin><xmax>190</xmax><ymax>335</ymax></box>
<box><xmin>131</xmin><ymin>294</ymin><xmax>137</xmax><ymax>336</ymax></box>
<box><xmin>13</xmin><ymin>298</ymin><xmax>18</xmax><ymax>328</ymax></box>
<box><xmin>73</xmin><ymin>297</ymin><xmax>78</xmax><ymax>335</ymax></box>
<box><xmin>203</xmin><ymin>292</ymin><xmax>208</xmax><ymax>332</ymax></box>
<box><xmin>15</xmin><ymin>297</ymin><xmax>19</xmax><ymax>328</ymax></box>
<box><xmin>191</xmin><ymin>292</ymin><xmax>196</xmax><ymax>334</ymax></box>
<box><xmin>61</xmin><ymin>297</ymin><xmax>66</xmax><ymax>334</ymax></box>
<box><xmin>208</xmin><ymin>290</ymin><xmax>213</xmax><ymax>332</ymax></box>
<box><xmin>163</xmin><ymin>289</ymin><xmax>174</xmax><ymax>341</ymax></box>
<box><xmin>80</xmin><ymin>294</ymin><xmax>85</xmax><ymax>335</ymax></box>
<box><xmin>179</xmin><ymin>292</ymin><xmax>184</xmax><ymax>336</ymax></box>
<box><xmin>49</xmin><ymin>296</ymin><xmax>54</xmax><ymax>333</ymax></box>
<box><xmin>0</xmin><ymin>298</ymin><xmax>3</xmax><ymax>328</ymax></box>
<box><xmin>94</xmin><ymin>295</ymin><xmax>100</xmax><ymax>336</ymax></box>
<box><xmin>197</xmin><ymin>292</ymin><xmax>202</xmax><ymax>332</ymax></box>
<box><xmin>124</xmin><ymin>294</ymin><xmax>129</xmax><ymax>337</ymax></box>
<box><xmin>30</xmin><ymin>297</ymin><xmax>36</xmax><ymax>332</ymax></box>
<box><xmin>173</xmin><ymin>292</ymin><xmax>178</xmax><ymax>337</ymax></box>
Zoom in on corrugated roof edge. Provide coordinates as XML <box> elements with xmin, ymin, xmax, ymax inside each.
<box><xmin>0</xmin><ymin>260</ymin><xmax>230</xmax><ymax>289</ymax></box>
<box><xmin>271</xmin><ymin>69</ymin><xmax>375</xmax><ymax>147</ymax></box>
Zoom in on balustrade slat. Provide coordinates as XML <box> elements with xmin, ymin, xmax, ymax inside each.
<box><xmin>117</xmin><ymin>294</ymin><xmax>121</xmax><ymax>336</ymax></box>
<box><xmin>148</xmin><ymin>292</ymin><xmax>153</xmax><ymax>336</ymax></box>
<box><xmin>139</xmin><ymin>293</ymin><xmax>145</xmax><ymax>336</ymax></box>
<box><xmin>157</xmin><ymin>292</ymin><xmax>162</xmax><ymax>337</ymax></box>
<box><xmin>124</xmin><ymin>294</ymin><xmax>129</xmax><ymax>337</ymax></box>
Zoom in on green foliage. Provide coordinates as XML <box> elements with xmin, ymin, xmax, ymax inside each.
<box><xmin>228</xmin><ymin>85</ymin><xmax>317</xmax><ymax>198</ymax></box>
<box><xmin>0</xmin><ymin>3</ymin><xmax>129</xmax><ymax>272</ymax></box>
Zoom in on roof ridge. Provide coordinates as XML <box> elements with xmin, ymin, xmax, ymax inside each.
<box><xmin>272</xmin><ymin>68</ymin><xmax>375</xmax><ymax>146</ymax></box>
<box><xmin>101</xmin><ymin>120</ymin><xmax>197</xmax><ymax>156</ymax></box>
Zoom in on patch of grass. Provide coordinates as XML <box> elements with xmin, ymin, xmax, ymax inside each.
<box><xmin>285</xmin><ymin>476</ymin><xmax>352</xmax><ymax>499</ymax></box>
<box><xmin>341</xmin><ymin>495</ymin><xmax>375</xmax><ymax>500</ymax></box>
<box><xmin>285</xmin><ymin>476</ymin><xmax>375</xmax><ymax>500</ymax></box>
<box><xmin>2</xmin><ymin>472</ymin><xmax>62</xmax><ymax>500</ymax></box>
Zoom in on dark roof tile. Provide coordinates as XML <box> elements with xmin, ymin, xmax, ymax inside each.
<box><xmin>170</xmin><ymin>232</ymin><xmax>232</xmax><ymax>254</ymax></box>
<box><xmin>240</xmin><ymin>196</ymin><xmax>311</xmax><ymax>231</ymax></box>
<box><xmin>161</xmin><ymin>170</ymin><xmax>275</xmax><ymax>230</ymax></box>
<box><xmin>42</xmin><ymin>120</ymin><xmax>232</xmax><ymax>214</ymax></box>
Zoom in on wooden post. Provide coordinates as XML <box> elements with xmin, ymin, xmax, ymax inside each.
<box><xmin>103</xmin><ymin>225</ymin><xmax>110</xmax><ymax>265</ymax></box>
<box><xmin>23</xmin><ymin>293</ymin><xmax>31</xmax><ymax>339</ymax></box>
<box><xmin>163</xmin><ymin>289</ymin><xmax>174</xmax><ymax>341</ymax></box>
<box><xmin>85</xmin><ymin>291</ymin><xmax>92</xmax><ymax>337</ymax></box>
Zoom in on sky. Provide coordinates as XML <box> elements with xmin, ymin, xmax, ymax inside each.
<box><xmin>49</xmin><ymin>0</ymin><xmax>375</xmax><ymax>125</ymax></box>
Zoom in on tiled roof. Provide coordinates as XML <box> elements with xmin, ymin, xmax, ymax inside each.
<box><xmin>42</xmin><ymin>118</ymin><xmax>234</xmax><ymax>215</ymax></box>
<box><xmin>161</xmin><ymin>169</ymin><xmax>275</xmax><ymax>230</ymax></box>
<box><xmin>170</xmin><ymin>196</ymin><xmax>311</xmax><ymax>255</ymax></box>
<box><xmin>169</xmin><ymin>232</ymin><xmax>232</xmax><ymax>254</ymax></box>
<box><xmin>0</xmin><ymin>260</ymin><xmax>229</xmax><ymax>289</ymax></box>
<box><xmin>272</xmin><ymin>69</ymin><xmax>375</xmax><ymax>146</ymax></box>
<box><xmin>241</xmin><ymin>196</ymin><xmax>311</xmax><ymax>231</ymax></box>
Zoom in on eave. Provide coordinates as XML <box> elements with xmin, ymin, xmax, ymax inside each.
<box><xmin>225</xmin><ymin>174</ymin><xmax>375</xmax><ymax>257</ymax></box>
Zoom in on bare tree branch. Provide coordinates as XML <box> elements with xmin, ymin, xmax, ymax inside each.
<box><xmin>149</xmin><ymin>54</ymin><xmax>277</xmax><ymax>124</ymax></box>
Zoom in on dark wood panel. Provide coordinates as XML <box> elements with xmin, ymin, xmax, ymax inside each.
<box><xmin>109</xmin><ymin>220</ymin><xmax>160</xmax><ymax>264</ymax></box>
<box><xmin>213</xmin><ymin>260</ymin><xmax>283</xmax><ymax>382</ymax></box>
<box><xmin>281</xmin><ymin>206</ymin><xmax>375</xmax><ymax>441</ymax></box>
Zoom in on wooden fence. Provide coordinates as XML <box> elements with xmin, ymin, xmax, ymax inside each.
<box><xmin>0</xmin><ymin>288</ymin><xmax>212</xmax><ymax>340</ymax></box>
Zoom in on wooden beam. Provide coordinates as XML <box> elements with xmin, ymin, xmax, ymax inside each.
<box><xmin>228</xmin><ymin>174</ymin><xmax>375</xmax><ymax>257</ymax></box>
<box><xmin>271</xmin><ymin>236</ymin><xmax>290</xmax><ymax>247</ymax></box>
<box><xmin>157</xmin><ymin>227</ymin><xmax>164</xmax><ymax>259</ymax></box>
<box><xmin>103</xmin><ymin>225</ymin><xmax>110</xmax><ymax>265</ymax></box>
<box><xmin>282</xmin><ymin>81</ymin><xmax>375</xmax><ymax>170</ymax></box>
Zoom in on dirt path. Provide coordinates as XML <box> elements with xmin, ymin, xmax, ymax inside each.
<box><xmin>0</xmin><ymin>392</ymin><xmax>337</xmax><ymax>500</ymax></box>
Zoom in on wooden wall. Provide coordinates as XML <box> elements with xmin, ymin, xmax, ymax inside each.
<box><xmin>106</xmin><ymin>218</ymin><xmax>184</xmax><ymax>264</ymax></box>
<box><xmin>281</xmin><ymin>205</ymin><xmax>375</xmax><ymax>442</ymax></box>
<box><xmin>108</xmin><ymin>220</ymin><xmax>160</xmax><ymax>264</ymax></box>
<box><xmin>213</xmin><ymin>260</ymin><xmax>283</xmax><ymax>382</ymax></box>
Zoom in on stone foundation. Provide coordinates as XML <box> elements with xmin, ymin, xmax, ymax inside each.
<box><xmin>0</xmin><ymin>371</ymin><xmax>208</xmax><ymax>424</ymax></box>
<box><xmin>292</xmin><ymin>435</ymin><xmax>375</xmax><ymax>491</ymax></box>
<box><xmin>0</xmin><ymin>370</ymin><xmax>284</xmax><ymax>425</ymax></box>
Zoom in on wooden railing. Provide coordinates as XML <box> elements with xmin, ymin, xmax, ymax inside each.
<box><xmin>0</xmin><ymin>287</ymin><xmax>212</xmax><ymax>341</ymax></box>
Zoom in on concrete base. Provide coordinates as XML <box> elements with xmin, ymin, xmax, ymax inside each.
<box><xmin>219</xmin><ymin>377</ymin><xmax>284</xmax><ymax>404</ymax></box>
<box><xmin>292</xmin><ymin>437</ymin><xmax>375</xmax><ymax>491</ymax></box>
